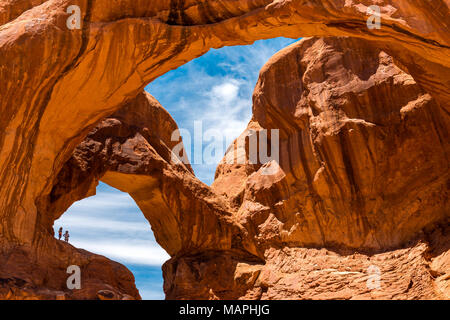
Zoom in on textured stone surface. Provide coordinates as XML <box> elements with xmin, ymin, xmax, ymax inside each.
<box><xmin>165</xmin><ymin>223</ymin><xmax>449</xmax><ymax>300</ymax></box>
<box><xmin>214</xmin><ymin>37</ymin><xmax>449</xmax><ymax>252</ymax></box>
<box><xmin>207</xmin><ymin>37</ymin><xmax>450</xmax><ymax>299</ymax></box>
<box><xmin>0</xmin><ymin>235</ymin><xmax>141</xmax><ymax>300</ymax></box>
<box><xmin>0</xmin><ymin>90</ymin><xmax>250</xmax><ymax>299</ymax></box>
<box><xmin>0</xmin><ymin>0</ymin><xmax>449</xmax><ymax>300</ymax></box>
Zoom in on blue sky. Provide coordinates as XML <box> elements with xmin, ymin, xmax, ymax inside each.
<box><xmin>55</xmin><ymin>37</ymin><xmax>298</xmax><ymax>299</ymax></box>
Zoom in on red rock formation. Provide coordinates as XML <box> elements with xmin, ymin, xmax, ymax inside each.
<box><xmin>207</xmin><ymin>37</ymin><xmax>450</xmax><ymax>299</ymax></box>
<box><xmin>48</xmin><ymin>91</ymin><xmax>248</xmax><ymax>257</ymax></box>
<box><xmin>214</xmin><ymin>37</ymin><xmax>449</xmax><ymax>251</ymax></box>
<box><xmin>0</xmin><ymin>90</ymin><xmax>255</xmax><ymax>299</ymax></box>
<box><xmin>168</xmin><ymin>37</ymin><xmax>450</xmax><ymax>300</ymax></box>
<box><xmin>0</xmin><ymin>0</ymin><xmax>449</xmax><ymax>300</ymax></box>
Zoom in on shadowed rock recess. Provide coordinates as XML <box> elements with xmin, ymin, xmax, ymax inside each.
<box><xmin>0</xmin><ymin>1</ymin><xmax>449</xmax><ymax>300</ymax></box>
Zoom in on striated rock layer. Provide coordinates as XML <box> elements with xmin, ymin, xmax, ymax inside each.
<box><xmin>0</xmin><ymin>0</ymin><xmax>449</xmax><ymax>299</ymax></box>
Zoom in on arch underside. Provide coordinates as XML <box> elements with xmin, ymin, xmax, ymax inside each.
<box><xmin>0</xmin><ymin>1</ymin><xmax>449</xmax><ymax>299</ymax></box>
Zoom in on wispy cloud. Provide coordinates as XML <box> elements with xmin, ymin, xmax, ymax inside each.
<box><xmin>72</xmin><ymin>239</ymin><xmax>170</xmax><ymax>266</ymax></box>
<box><xmin>138</xmin><ymin>289</ymin><xmax>165</xmax><ymax>300</ymax></box>
<box><xmin>54</xmin><ymin>38</ymin><xmax>299</xmax><ymax>299</ymax></box>
<box><xmin>68</xmin><ymin>192</ymin><xmax>138</xmax><ymax>210</ymax></box>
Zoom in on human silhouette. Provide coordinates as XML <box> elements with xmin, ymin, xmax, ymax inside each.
<box><xmin>58</xmin><ymin>227</ymin><xmax>63</xmax><ymax>240</ymax></box>
<box><xmin>64</xmin><ymin>230</ymin><xmax>70</xmax><ymax>243</ymax></box>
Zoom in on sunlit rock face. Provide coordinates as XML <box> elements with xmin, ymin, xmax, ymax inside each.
<box><xmin>177</xmin><ymin>37</ymin><xmax>450</xmax><ymax>300</ymax></box>
<box><xmin>214</xmin><ymin>37</ymin><xmax>449</xmax><ymax>252</ymax></box>
<box><xmin>0</xmin><ymin>0</ymin><xmax>449</xmax><ymax>299</ymax></box>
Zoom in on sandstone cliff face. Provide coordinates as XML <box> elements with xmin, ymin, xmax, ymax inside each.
<box><xmin>214</xmin><ymin>37</ymin><xmax>449</xmax><ymax>252</ymax></box>
<box><xmin>170</xmin><ymin>37</ymin><xmax>450</xmax><ymax>300</ymax></box>
<box><xmin>0</xmin><ymin>0</ymin><xmax>449</xmax><ymax>300</ymax></box>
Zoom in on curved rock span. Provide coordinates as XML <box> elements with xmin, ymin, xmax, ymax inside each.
<box><xmin>0</xmin><ymin>1</ymin><xmax>449</xmax><ymax>299</ymax></box>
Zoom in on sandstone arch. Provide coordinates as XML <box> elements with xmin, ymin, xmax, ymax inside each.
<box><xmin>0</xmin><ymin>0</ymin><xmax>449</xmax><ymax>299</ymax></box>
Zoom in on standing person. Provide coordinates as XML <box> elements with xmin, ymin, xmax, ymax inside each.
<box><xmin>64</xmin><ymin>230</ymin><xmax>70</xmax><ymax>243</ymax></box>
<box><xmin>58</xmin><ymin>227</ymin><xmax>63</xmax><ymax>240</ymax></box>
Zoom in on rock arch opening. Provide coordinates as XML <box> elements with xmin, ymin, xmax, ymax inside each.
<box><xmin>41</xmin><ymin>88</ymin><xmax>252</xmax><ymax>299</ymax></box>
<box><xmin>54</xmin><ymin>182</ymin><xmax>169</xmax><ymax>299</ymax></box>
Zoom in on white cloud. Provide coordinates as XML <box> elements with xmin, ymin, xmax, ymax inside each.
<box><xmin>72</xmin><ymin>239</ymin><xmax>170</xmax><ymax>266</ymax></box>
<box><xmin>202</xmin><ymin>78</ymin><xmax>251</xmax><ymax>145</ymax></box>
<box><xmin>139</xmin><ymin>289</ymin><xmax>165</xmax><ymax>300</ymax></box>
<box><xmin>55</xmin><ymin>183</ymin><xmax>168</xmax><ymax>267</ymax></box>
<box><xmin>70</xmin><ymin>192</ymin><xmax>137</xmax><ymax>210</ymax></box>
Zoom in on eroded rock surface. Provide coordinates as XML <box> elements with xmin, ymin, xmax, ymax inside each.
<box><xmin>0</xmin><ymin>90</ymin><xmax>258</xmax><ymax>299</ymax></box>
<box><xmin>206</xmin><ymin>37</ymin><xmax>450</xmax><ymax>299</ymax></box>
<box><xmin>214</xmin><ymin>37</ymin><xmax>449</xmax><ymax>252</ymax></box>
<box><xmin>47</xmin><ymin>92</ymin><xmax>244</xmax><ymax>257</ymax></box>
<box><xmin>8</xmin><ymin>36</ymin><xmax>447</xmax><ymax>300</ymax></box>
